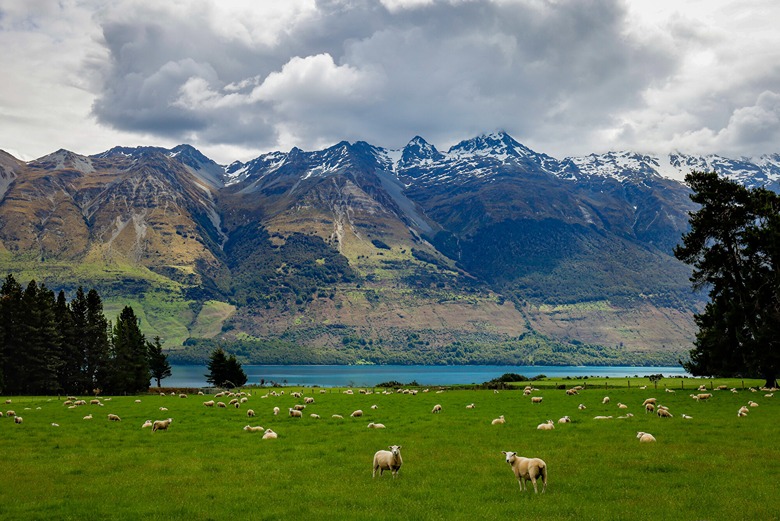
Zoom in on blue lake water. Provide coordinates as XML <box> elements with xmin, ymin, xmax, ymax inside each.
<box><xmin>165</xmin><ymin>364</ymin><xmax>689</xmax><ymax>388</ymax></box>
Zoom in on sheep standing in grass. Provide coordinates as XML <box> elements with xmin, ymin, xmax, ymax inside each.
<box><xmin>636</xmin><ymin>431</ymin><xmax>656</xmax><ymax>443</ymax></box>
<box><xmin>531</xmin><ymin>397</ymin><xmax>543</xmax><ymax>404</ymax></box>
<box><xmin>273</xmin><ymin>407</ymin><xmax>280</xmax><ymax>416</ymax></box>
<box><xmin>492</xmin><ymin>415</ymin><xmax>506</xmax><ymax>425</ymax></box>
<box><xmin>14</xmin><ymin>416</ymin><xmax>23</xmax><ymax>424</ymax></box>
<box><xmin>203</xmin><ymin>400</ymin><xmax>215</xmax><ymax>407</ymax></box>
<box><xmin>602</xmin><ymin>397</ymin><xmax>610</xmax><ymax>404</ymax></box>
<box><xmin>152</xmin><ymin>418</ymin><xmax>173</xmax><ymax>432</ymax></box>
<box><xmin>351</xmin><ymin>410</ymin><xmax>363</xmax><ymax>418</ymax></box>
<box><xmin>310</xmin><ymin>413</ymin><xmax>321</xmax><ymax>419</ymax></box>
<box><xmin>657</xmin><ymin>408</ymin><xmax>673</xmax><ymax>418</ymax></box>
<box><xmin>373</xmin><ymin>445</ymin><xmax>403</xmax><ymax>478</ymax></box>
<box><xmin>289</xmin><ymin>408</ymin><xmax>302</xmax><ymax>418</ymax></box>
<box><xmin>738</xmin><ymin>406</ymin><xmax>749</xmax><ymax>417</ymax></box>
<box><xmin>501</xmin><ymin>451</ymin><xmax>547</xmax><ymax>493</ymax></box>
<box><xmin>247</xmin><ymin>409</ymin><xmax>255</xmax><ymax>418</ymax></box>
<box><xmin>578</xmin><ymin>404</ymin><xmax>586</xmax><ymax>410</ymax></box>
<box><xmin>645</xmin><ymin>403</ymin><xmax>655</xmax><ymax>414</ymax></box>
<box><xmin>432</xmin><ymin>404</ymin><xmax>442</xmax><ymax>413</ymax></box>
<box><xmin>108</xmin><ymin>414</ymin><xmax>121</xmax><ymax>422</ymax></box>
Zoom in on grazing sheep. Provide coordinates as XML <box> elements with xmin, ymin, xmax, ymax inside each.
<box><xmin>4</xmin><ymin>399</ymin><xmax>10</xmax><ymax>404</ymax></box>
<box><xmin>738</xmin><ymin>406</ymin><xmax>749</xmax><ymax>417</ymax></box>
<box><xmin>636</xmin><ymin>431</ymin><xmax>656</xmax><ymax>443</ymax></box>
<box><xmin>373</xmin><ymin>445</ymin><xmax>403</xmax><ymax>478</ymax></box>
<box><xmin>6</xmin><ymin>410</ymin><xmax>15</xmax><ymax>417</ymax></box>
<box><xmin>593</xmin><ymin>416</ymin><xmax>612</xmax><ymax>420</ymax></box>
<box><xmin>645</xmin><ymin>403</ymin><xmax>655</xmax><ymax>414</ymax></box>
<box><xmin>293</xmin><ymin>404</ymin><xmax>306</xmax><ymax>411</ymax></box>
<box><xmin>558</xmin><ymin>416</ymin><xmax>571</xmax><ymax>424</ymax></box>
<box><xmin>371</xmin><ymin>404</ymin><xmax>379</xmax><ymax>410</ymax></box>
<box><xmin>502</xmin><ymin>451</ymin><xmax>548</xmax><ymax>494</ymax></box>
<box><xmin>234</xmin><ymin>402</ymin><xmax>241</xmax><ymax>409</ymax></box>
<box><xmin>247</xmin><ymin>409</ymin><xmax>255</xmax><ymax>417</ymax></box>
<box><xmin>657</xmin><ymin>408</ymin><xmax>673</xmax><ymax>418</ymax></box>
<box><xmin>332</xmin><ymin>414</ymin><xmax>344</xmax><ymax>419</ymax></box>
<box><xmin>602</xmin><ymin>396</ymin><xmax>610</xmax><ymax>404</ymax></box>
<box><xmin>432</xmin><ymin>404</ymin><xmax>442</xmax><ymax>413</ymax></box>
<box><xmin>240</xmin><ymin>397</ymin><xmax>248</xmax><ymax>404</ymax></box>
<box><xmin>566</xmin><ymin>389</ymin><xmax>578</xmax><ymax>395</ymax></box>
<box><xmin>83</xmin><ymin>414</ymin><xmax>93</xmax><ymax>420</ymax></box>
<box><xmin>304</xmin><ymin>397</ymin><xmax>315</xmax><ymax>404</ymax></box>
<box><xmin>492</xmin><ymin>415</ymin><xmax>506</xmax><ymax>425</ymax></box>
<box><xmin>642</xmin><ymin>398</ymin><xmax>657</xmax><ymax>406</ymax></box>
<box><xmin>716</xmin><ymin>385</ymin><xmax>729</xmax><ymax>391</ymax></box>
<box><xmin>14</xmin><ymin>416</ymin><xmax>23</xmax><ymax>424</ymax></box>
<box><xmin>351</xmin><ymin>410</ymin><xmax>363</xmax><ymax>418</ymax></box>
<box><xmin>537</xmin><ymin>420</ymin><xmax>555</xmax><ymax>430</ymax></box>
<box><xmin>531</xmin><ymin>397</ymin><xmax>543</xmax><ymax>404</ymax></box>
<box><xmin>368</xmin><ymin>422</ymin><xmax>386</xmax><ymax>429</ymax></box>
<box><xmin>217</xmin><ymin>402</ymin><xmax>226</xmax><ymax>408</ymax></box>
<box><xmin>578</xmin><ymin>404</ymin><xmax>586</xmax><ymax>410</ymax></box>
<box><xmin>90</xmin><ymin>399</ymin><xmax>101</xmax><ymax>405</ymax></box>
<box><xmin>617</xmin><ymin>403</ymin><xmax>628</xmax><ymax>409</ymax></box>
<box><xmin>179</xmin><ymin>394</ymin><xmax>187</xmax><ymax>399</ymax></box>
<box><xmin>273</xmin><ymin>406</ymin><xmax>280</xmax><ymax>416</ymax></box>
<box><xmin>108</xmin><ymin>414</ymin><xmax>121</xmax><ymax>422</ymax></box>
<box><xmin>243</xmin><ymin>425</ymin><xmax>264</xmax><ymax>433</ymax></box>
<box><xmin>134</xmin><ymin>400</ymin><xmax>141</xmax><ymax>404</ymax></box>
<box><xmin>198</xmin><ymin>391</ymin><xmax>204</xmax><ymax>395</ymax></box>
<box><xmin>152</xmin><ymin>418</ymin><xmax>173</xmax><ymax>432</ymax></box>
<box><xmin>310</xmin><ymin>413</ymin><xmax>321</xmax><ymax>419</ymax></box>
<box><xmin>262</xmin><ymin>429</ymin><xmax>278</xmax><ymax>439</ymax></box>
<box><xmin>291</xmin><ymin>392</ymin><xmax>302</xmax><ymax>398</ymax></box>
<box><xmin>695</xmin><ymin>393</ymin><xmax>712</xmax><ymax>401</ymax></box>
<box><xmin>289</xmin><ymin>408</ymin><xmax>302</xmax><ymax>418</ymax></box>
<box><xmin>141</xmin><ymin>420</ymin><xmax>153</xmax><ymax>428</ymax></box>
<box><xmin>320</xmin><ymin>389</ymin><xmax>327</xmax><ymax>394</ymax></box>
<box><xmin>466</xmin><ymin>403</ymin><xmax>476</xmax><ymax>409</ymax></box>
<box><xmin>203</xmin><ymin>400</ymin><xmax>215</xmax><ymax>407</ymax></box>
<box><xmin>63</xmin><ymin>400</ymin><xmax>73</xmax><ymax>406</ymax></box>
<box><xmin>229</xmin><ymin>398</ymin><xmax>239</xmax><ymax>406</ymax></box>
<box><xmin>748</xmin><ymin>401</ymin><xmax>759</xmax><ymax>407</ymax></box>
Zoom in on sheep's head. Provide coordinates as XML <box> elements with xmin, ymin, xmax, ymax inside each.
<box><xmin>502</xmin><ymin>451</ymin><xmax>517</xmax><ymax>464</ymax></box>
<box><xmin>388</xmin><ymin>445</ymin><xmax>402</xmax><ymax>457</ymax></box>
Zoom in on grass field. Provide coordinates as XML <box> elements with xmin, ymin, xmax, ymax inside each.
<box><xmin>1</xmin><ymin>378</ymin><xmax>777</xmax><ymax>520</ymax></box>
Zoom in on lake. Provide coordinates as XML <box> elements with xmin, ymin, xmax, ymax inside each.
<box><xmin>165</xmin><ymin>364</ymin><xmax>689</xmax><ymax>388</ymax></box>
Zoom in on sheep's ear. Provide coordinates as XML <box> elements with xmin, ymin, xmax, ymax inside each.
<box><xmin>501</xmin><ymin>451</ymin><xmax>507</xmax><ymax>455</ymax></box>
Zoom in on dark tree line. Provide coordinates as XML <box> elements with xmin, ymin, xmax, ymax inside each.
<box><xmin>675</xmin><ymin>172</ymin><xmax>780</xmax><ymax>388</ymax></box>
<box><xmin>0</xmin><ymin>275</ymin><xmax>172</xmax><ymax>395</ymax></box>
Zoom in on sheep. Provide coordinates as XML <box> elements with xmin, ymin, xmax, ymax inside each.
<box><xmin>368</xmin><ymin>422</ymin><xmax>386</xmax><ymax>429</ymax></box>
<box><xmin>523</xmin><ymin>389</ymin><xmax>532</xmax><ymax>396</ymax></box>
<box><xmin>13</xmin><ymin>416</ymin><xmax>23</xmax><ymax>424</ymax></box>
<box><xmin>681</xmin><ymin>414</ymin><xmax>693</xmax><ymax>419</ymax></box>
<box><xmin>234</xmin><ymin>402</ymin><xmax>241</xmax><ymax>409</ymax></box>
<box><xmin>262</xmin><ymin>429</ymin><xmax>278</xmax><ymax>439</ymax></box>
<box><xmin>198</xmin><ymin>391</ymin><xmax>204</xmax><ymax>395</ymax></box>
<box><xmin>291</xmin><ymin>392</ymin><xmax>302</xmax><ymax>398</ymax></box>
<box><xmin>320</xmin><ymin>389</ymin><xmax>327</xmax><ymax>394</ymax></box>
<box><xmin>501</xmin><ymin>451</ymin><xmax>547</xmax><ymax>494</ymax></box>
<box><xmin>578</xmin><ymin>404</ymin><xmax>587</xmax><ymax>410</ymax></box>
<box><xmin>593</xmin><ymin>415</ymin><xmax>613</xmax><ymax>420</ymax></box>
<box><xmin>738</xmin><ymin>406</ymin><xmax>749</xmax><ymax>417</ymax></box>
<box><xmin>273</xmin><ymin>406</ymin><xmax>280</xmax><ymax>416</ymax></box>
<box><xmin>371</xmin><ymin>404</ymin><xmax>379</xmax><ymax>410</ymax></box>
<box><xmin>51</xmin><ymin>423</ymin><xmax>59</xmax><ymax>427</ymax></box>
<box><xmin>90</xmin><ymin>399</ymin><xmax>101</xmax><ymax>405</ymax></box>
<box><xmin>141</xmin><ymin>420</ymin><xmax>153</xmax><ymax>429</ymax></box>
<box><xmin>293</xmin><ymin>404</ymin><xmax>306</xmax><ymax>411</ymax></box>
<box><xmin>229</xmin><ymin>398</ymin><xmax>239</xmax><ymax>406</ymax></box>
<box><xmin>159</xmin><ymin>407</ymin><xmax>168</xmax><ymax>411</ymax></box>
<box><xmin>243</xmin><ymin>425</ymin><xmax>264</xmax><ymax>433</ymax></box>
<box><xmin>765</xmin><ymin>393</ymin><xmax>774</xmax><ymax>398</ymax></box>
<box><xmin>491</xmin><ymin>415</ymin><xmax>506</xmax><ymax>425</ymax></box>
<box><xmin>617</xmin><ymin>403</ymin><xmax>628</xmax><ymax>409</ymax></box>
<box><xmin>247</xmin><ymin>409</ymin><xmax>255</xmax><ymax>417</ymax></box>
<box><xmin>152</xmin><ymin>418</ymin><xmax>173</xmax><ymax>432</ymax></box>
<box><xmin>6</xmin><ymin>410</ymin><xmax>15</xmax><ymax>417</ymax></box>
<box><xmin>537</xmin><ymin>420</ymin><xmax>555</xmax><ymax>430</ymax></box>
<box><xmin>558</xmin><ymin>416</ymin><xmax>571</xmax><ymax>424</ymax></box>
<box><xmin>566</xmin><ymin>389</ymin><xmax>579</xmax><ymax>395</ymax></box>
<box><xmin>179</xmin><ymin>394</ymin><xmax>187</xmax><ymax>399</ymax></box>
<box><xmin>240</xmin><ymin>397</ymin><xmax>248</xmax><ymax>404</ymax></box>
<box><xmin>304</xmin><ymin>397</ymin><xmax>315</xmax><ymax>404</ymax></box>
<box><xmin>217</xmin><ymin>402</ymin><xmax>227</xmax><ymax>408</ymax></box>
<box><xmin>642</xmin><ymin>398</ymin><xmax>657</xmax><ymax>406</ymax></box>
<box><xmin>695</xmin><ymin>393</ymin><xmax>712</xmax><ymax>401</ymax></box>
<box><xmin>645</xmin><ymin>403</ymin><xmax>655</xmax><ymax>414</ymax></box>
<box><xmin>466</xmin><ymin>403</ymin><xmax>475</xmax><ymax>409</ymax></box>
<box><xmin>351</xmin><ymin>410</ymin><xmax>363</xmax><ymax>418</ymax></box>
<box><xmin>134</xmin><ymin>400</ymin><xmax>141</xmax><ymax>404</ymax></box>
<box><xmin>332</xmin><ymin>414</ymin><xmax>344</xmax><ymax>419</ymax></box>
<box><xmin>289</xmin><ymin>408</ymin><xmax>302</xmax><ymax>418</ymax></box>
<box><xmin>203</xmin><ymin>400</ymin><xmax>215</xmax><ymax>407</ymax></box>
<box><xmin>83</xmin><ymin>414</ymin><xmax>93</xmax><ymax>420</ymax></box>
<box><xmin>617</xmin><ymin>413</ymin><xmax>634</xmax><ymax>419</ymax></box>
<box><xmin>4</xmin><ymin>399</ymin><xmax>10</xmax><ymax>404</ymax></box>
<box><xmin>698</xmin><ymin>385</ymin><xmax>707</xmax><ymax>392</ymax></box>
<box><xmin>432</xmin><ymin>404</ymin><xmax>442</xmax><ymax>413</ymax></box>
<box><xmin>531</xmin><ymin>397</ymin><xmax>543</xmax><ymax>404</ymax></box>
<box><xmin>657</xmin><ymin>408</ymin><xmax>673</xmax><ymax>418</ymax></box>
<box><xmin>310</xmin><ymin>413</ymin><xmax>321</xmax><ymax>419</ymax></box>
<box><xmin>748</xmin><ymin>401</ymin><xmax>759</xmax><ymax>407</ymax></box>
<box><xmin>636</xmin><ymin>431</ymin><xmax>656</xmax><ymax>443</ymax></box>
<box><xmin>665</xmin><ymin>388</ymin><xmax>675</xmax><ymax>393</ymax></box>
<box><xmin>63</xmin><ymin>400</ymin><xmax>73</xmax><ymax>407</ymax></box>
<box><xmin>602</xmin><ymin>396</ymin><xmax>610</xmax><ymax>404</ymax></box>
<box><xmin>108</xmin><ymin>414</ymin><xmax>121</xmax><ymax>422</ymax></box>
<box><xmin>372</xmin><ymin>445</ymin><xmax>403</xmax><ymax>478</ymax></box>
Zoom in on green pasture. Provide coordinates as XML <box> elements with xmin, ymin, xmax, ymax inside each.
<box><xmin>1</xmin><ymin>380</ymin><xmax>777</xmax><ymax>520</ymax></box>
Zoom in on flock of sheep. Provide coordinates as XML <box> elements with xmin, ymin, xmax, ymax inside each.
<box><xmin>3</xmin><ymin>381</ymin><xmax>777</xmax><ymax>495</ymax></box>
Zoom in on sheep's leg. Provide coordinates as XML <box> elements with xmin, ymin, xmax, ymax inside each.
<box><xmin>530</xmin><ymin>476</ymin><xmax>538</xmax><ymax>494</ymax></box>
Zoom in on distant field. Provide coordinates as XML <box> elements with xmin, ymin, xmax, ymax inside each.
<box><xmin>1</xmin><ymin>378</ymin><xmax>777</xmax><ymax>520</ymax></box>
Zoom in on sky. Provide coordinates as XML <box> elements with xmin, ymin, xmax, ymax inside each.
<box><xmin>1</xmin><ymin>0</ymin><xmax>779</xmax><ymax>165</ymax></box>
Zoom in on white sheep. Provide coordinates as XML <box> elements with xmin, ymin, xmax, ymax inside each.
<box><xmin>83</xmin><ymin>414</ymin><xmax>93</xmax><ymax>420</ymax></box>
<box><xmin>657</xmin><ymin>408</ymin><xmax>673</xmax><ymax>418</ymax></box>
<box><xmin>681</xmin><ymin>414</ymin><xmax>693</xmax><ymax>419</ymax></box>
<box><xmin>502</xmin><ymin>451</ymin><xmax>548</xmax><ymax>493</ymax></box>
<box><xmin>466</xmin><ymin>403</ymin><xmax>475</xmax><ymax>409</ymax></box>
<box><xmin>203</xmin><ymin>400</ymin><xmax>215</xmax><ymax>407</ymax></box>
<box><xmin>537</xmin><ymin>420</ymin><xmax>555</xmax><ymax>430</ymax></box>
<box><xmin>617</xmin><ymin>413</ymin><xmax>634</xmax><ymax>419</ymax></box>
<box><xmin>134</xmin><ymin>400</ymin><xmax>141</xmax><ymax>404</ymax></box>
<box><xmin>247</xmin><ymin>409</ymin><xmax>255</xmax><ymax>417</ymax></box>
<box><xmin>642</xmin><ymin>398</ymin><xmax>657</xmax><ymax>406</ymax></box>
<box><xmin>159</xmin><ymin>407</ymin><xmax>168</xmax><ymax>411</ymax></box>
<box><xmin>645</xmin><ymin>403</ymin><xmax>655</xmax><ymax>414</ymax></box>
<box><xmin>179</xmin><ymin>394</ymin><xmax>187</xmax><ymax>399</ymax></box>
<box><xmin>765</xmin><ymin>393</ymin><xmax>774</xmax><ymax>398</ymax></box>
<box><xmin>217</xmin><ymin>402</ymin><xmax>226</xmax><ymax>408</ymax></box>
<box><xmin>578</xmin><ymin>404</ymin><xmax>586</xmax><ymax>410</ymax></box>
<box><xmin>373</xmin><ymin>445</ymin><xmax>403</xmax><ymax>478</ymax></box>
<box><xmin>141</xmin><ymin>420</ymin><xmax>153</xmax><ymax>428</ymax></box>
<box><xmin>351</xmin><ymin>410</ymin><xmax>363</xmax><ymax>418</ymax></box>
<box><xmin>304</xmin><ymin>397</ymin><xmax>315</xmax><ymax>404</ymax></box>
<box><xmin>152</xmin><ymin>418</ymin><xmax>173</xmax><ymax>432</ymax></box>
<box><xmin>602</xmin><ymin>396</ymin><xmax>610</xmax><ymax>404</ymax></box>
<box><xmin>738</xmin><ymin>406</ymin><xmax>749</xmax><ymax>417</ymax></box>
<box><xmin>262</xmin><ymin>428</ymin><xmax>278</xmax><ymax>439</ymax></box>
<box><xmin>293</xmin><ymin>404</ymin><xmax>306</xmax><ymax>411</ymax></box>
<box><xmin>636</xmin><ymin>431</ymin><xmax>656</xmax><ymax>443</ymax></box>
<box><xmin>289</xmin><ymin>408</ymin><xmax>302</xmax><ymax>418</ymax></box>
<box><xmin>492</xmin><ymin>415</ymin><xmax>506</xmax><ymax>425</ymax></box>
<box><xmin>617</xmin><ymin>403</ymin><xmax>628</xmax><ymax>409</ymax></box>
<box><xmin>332</xmin><ymin>414</ymin><xmax>344</xmax><ymax>419</ymax></box>
<box><xmin>665</xmin><ymin>388</ymin><xmax>675</xmax><ymax>393</ymax></box>
<box><xmin>367</xmin><ymin>422</ymin><xmax>386</xmax><ymax>429</ymax></box>
<box><xmin>558</xmin><ymin>416</ymin><xmax>571</xmax><ymax>424</ymax></box>
<box><xmin>371</xmin><ymin>404</ymin><xmax>379</xmax><ymax>410</ymax></box>
<box><xmin>310</xmin><ymin>413</ymin><xmax>321</xmax><ymax>419</ymax></box>
<box><xmin>432</xmin><ymin>404</ymin><xmax>442</xmax><ymax>413</ymax></box>
<box><xmin>14</xmin><ymin>416</ymin><xmax>23</xmax><ymax>424</ymax></box>
<box><xmin>90</xmin><ymin>399</ymin><xmax>101</xmax><ymax>405</ymax></box>
<box><xmin>108</xmin><ymin>414</ymin><xmax>121</xmax><ymax>422</ymax></box>
<box><xmin>748</xmin><ymin>401</ymin><xmax>759</xmax><ymax>407</ymax></box>
<box><xmin>273</xmin><ymin>406</ymin><xmax>280</xmax><ymax>415</ymax></box>
<box><xmin>593</xmin><ymin>415</ymin><xmax>612</xmax><ymax>420</ymax></box>
<box><xmin>243</xmin><ymin>425</ymin><xmax>264</xmax><ymax>433</ymax></box>
<box><xmin>51</xmin><ymin>423</ymin><xmax>59</xmax><ymax>427</ymax></box>
<box><xmin>531</xmin><ymin>397</ymin><xmax>543</xmax><ymax>404</ymax></box>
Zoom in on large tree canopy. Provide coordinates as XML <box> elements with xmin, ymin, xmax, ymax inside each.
<box><xmin>674</xmin><ymin>171</ymin><xmax>780</xmax><ymax>388</ymax></box>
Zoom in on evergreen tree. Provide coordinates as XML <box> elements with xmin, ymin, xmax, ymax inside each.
<box><xmin>147</xmin><ymin>336</ymin><xmax>172</xmax><ymax>388</ymax></box>
<box><xmin>17</xmin><ymin>281</ymin><xmax>61</xmax><ymax>394</ymax></box>
<box><xmin>55</xmin><ymin>290</ymin><xmax>80</xmax><ymax>394</ymax></box>
<box><xmin>674</xmin><ymin>171</ymin><xmax>780</xmax><ymax>388</ymax></box>
<box><xmin>206</xmin><ymin>347</ymin><xmax>229</xmax><ymax>387</ymax></box>
<box><xmin>69</xmin><ymin>287</ymin><xmax>90</xmax><ymax>394</ymax></box>
<box><xmin>224</xmin><ymin>353</ymin><xmax>248</xmax><ymax>388</ymax></box>
<box><xmin>0</xmin><ymin>274</ymin><xmax>23</xmax><ymax>393</ymax></box>
<box><xmin>84</xmin><ymin>289</ymin><xmax>111</xmax><ymax>393</ymax></box>
<box><xmin>109</xmin><ymin>306</ymin><xmax>150</xmax><ymax>394</ymax></box>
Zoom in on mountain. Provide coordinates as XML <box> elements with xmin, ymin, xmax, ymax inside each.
<box><xmin>1</xmin><ymin>134</ymin><xmax>777</xmax><ymax>366</ymax></box>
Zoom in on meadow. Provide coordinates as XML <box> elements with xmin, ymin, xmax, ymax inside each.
<box><xmin>1</xmin><ymin>377</ymin><xmax>777</xmax><ymax>520</ymax></box>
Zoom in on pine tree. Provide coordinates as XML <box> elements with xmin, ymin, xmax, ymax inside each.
<box><xmin>147</xmin><ymin>336</ymin><xmax>172</xmax><ymax>388</ymax></box>
<box><xmin>85</xmin><ymin>289</ymin><xmax>111</xmax><ymax>394</ymax></box>
<box><xmin>0</xmin><ymin>274</ymin><xmax>23</xmax><ymax>393</ymax></box>
<box><xmin>55</xmin><ymin>290</ymin><xmax>80</xmax><ymax>394</ymax></box>
<box><xmin>224</xmin><ymin>354</ymin><xmax>248</xmax><ymax>388</ymax></box>
<box><xmin>109</xmin><ymin>306</ymin><xmax>150</xmax><ymax>394</ymax></box>
<box><xmin>206</xmin><ymin>347</ymin><xmax>229</xmax><ymax>387</ymax></box>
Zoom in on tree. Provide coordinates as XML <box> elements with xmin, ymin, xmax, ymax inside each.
<box><xmin>674</xmin><ymin>171</ymin><xmax>780</xmax><ymax>388</ymax></box>
<box><xmin>55</xmin><ymin>290</ymin><xmax>80</xmax><ymax>394</ymax></box>
<box><xmin>147</xmin><ymin>336</ymin><xmax>172</xmax><ymax>388</ymax></box>
<box><xmin>206</xmin><ymin>347</ymin><xmax>247</xmax><ymax>388</ymax></box>
<box><xmin>0</xmin><ymin>274</ymin><xmax>23</xmax><ymax>393</ymax></box>
<box><xmin>84</xmin><ymin>289</ymin><xmax>111</xmax><ymax>393</ymax></box>
<box><xmin>109</xmin><ymin>306</ymin><xmax>150</xmax><ymax>394</ymax></box>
